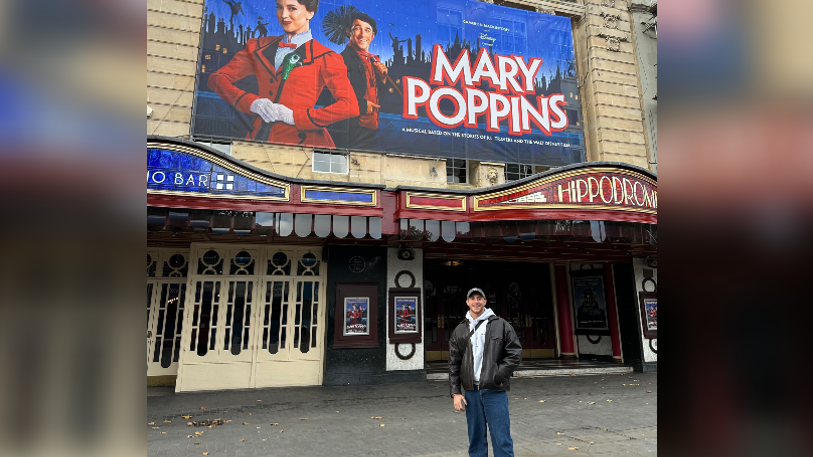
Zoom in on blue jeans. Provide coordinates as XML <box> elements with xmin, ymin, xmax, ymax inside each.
<box><xmin>464</xmin><ymin>386</ymin><xmax>514</xmax><ymax>457</ymax></box>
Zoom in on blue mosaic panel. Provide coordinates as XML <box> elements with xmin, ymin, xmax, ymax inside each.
<box><xmin>147</xmin><ymin>148</ymin><xmax>286</xmax><ymax>198</ymax></box>
<box><xmin>304</xmin><ymin>190</ymin><xmax>374</xmax><ymax>204</ymax></box>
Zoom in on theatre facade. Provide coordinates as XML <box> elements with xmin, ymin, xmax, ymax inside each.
<box><xmin>147</xmin><ymin>136</ymin><xmax>657</xmax><ymax>392</ymax></box>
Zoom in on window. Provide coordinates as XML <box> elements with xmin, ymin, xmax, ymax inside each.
<box><xmin>505</xmin><ymin>164</ymin><xmax>535</xmax><ymax>182</ymax></box>
<box><xmin>446</xmin><ymin>159</ymin><xmax>467</xmax><ymax>184</ymax></box>
<box><xmin>194</xmin><ymin>138</ymin><xmax>232</xmax><ymax>156</ymax></box>
<box><xmin>313</xmin><ymin>150</ymin><xmax>348</xmax><ymax>174</ymax></box>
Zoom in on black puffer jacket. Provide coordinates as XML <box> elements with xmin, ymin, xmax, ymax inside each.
<box><xmin>449</xmin><ymin>315</ymin><xmax>522</xmax><ymax>397</ymax></box>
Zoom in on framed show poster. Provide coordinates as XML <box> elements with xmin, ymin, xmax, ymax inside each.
<box><xmin>343</xmin><ymin>297</ymin><xmax>370</xmax><ymax>336</ymax></box>
<box><xmin>333</xmin><ymin>283</ymin><xmax>379</xmax><ymax>349</ymax></box>
<box><xmin>638</xmin><ymin>292</ymin><xmax>657</xmax><ymax>339</ymax></box>
<box><xmin>388</xmin><ymin>288</ymin><xmax>422</xmax><ymax>344</ymax></box>
<box><xmin>570</xmin><ymin>271</ymin><xmax>610</xmax><ymax>335</ymax></box>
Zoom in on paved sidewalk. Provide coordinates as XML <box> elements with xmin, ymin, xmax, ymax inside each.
<box><xmin>148</xmin><ymin>373</ymin><xmax>657</xmax><ymax>457</ymax></box>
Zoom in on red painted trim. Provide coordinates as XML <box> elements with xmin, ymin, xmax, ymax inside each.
<box><xmin>604</xmin><ymin>266</ymin><xmax>623</xmax><ymax>359</ymax></box>
<box><xmin>380</xmin><ymin>191</ymin><xmax>399</xmax><ymax>234</ymax></box>
<box><xmin>555</xmin><ymin>265</ymin><xmax>576</xmax><ymax>355</ymax></box>
<box><xmin>395</xmin><ymin>210</ymin><xmax>471</xmax><ymax>222</ymax></box>
<box><xmin>410</xmin><ymin>196</ymin><xmax>463</xmax><ymax>208</ymax></box>
<box><xmin>147</xmin><ymin>194</ymin><xmax>384</xmax><ymax>217</ymax></box>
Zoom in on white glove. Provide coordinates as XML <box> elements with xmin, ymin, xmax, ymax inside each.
<box><xmin>250</xmin><ymin>98</ymin><xmax>295</xmax><ymax>126</ymax></box>
<box><xmin>250</xmin><ymin>98</ymin><xmax>277</xmax><ymax>123</ymax></box>
<box><xmin>275</xmin><ymin>104</ymin><xmax>295</xmax><ymax>126</ymax></box>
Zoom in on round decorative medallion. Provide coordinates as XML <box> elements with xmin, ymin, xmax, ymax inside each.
<box><xmin>394</xmin><ymin>343</ymin><xmax>416</xmax><ymax>360</ymax></box>
<box><xmin>395</xmin><ymin>270</ymin><xmax>416</xmax><ymax>288</ymax></box>
<box><xmin>348</xmin><ymin>256</ymin><xmax>366</xmax><ymax>273</ymax></box>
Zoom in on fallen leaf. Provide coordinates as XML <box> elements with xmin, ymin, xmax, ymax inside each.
<box><xmin>203</xmin><ymin>453</ymin><xmax>209</xmax><ymax>456</ymax></box>
<box><xmin>256</xmin><ymin>426</ymin><xmax>261</xmax><ymax>429</ymax></box>
<box><xmin>279</xmin><ymin>430</ymin><xmax>284</xmax><ymax>433</ymax></box>
<box><xmin>195</xmin><ymin>442</ymin><xmax>200</xmax><ymax>445</ymax></box>
<box><xmin>164</xmin><ymin>420</ymin><xmax>172</xmax><ymax>424</ymax></box>
<box><xmin>182</xmin><ymin>415</ymin><xmax>193</xmax><ymax>419</ymax></box>
<box><xmin>200</xmin><ymin>407</ymin><xmax>207</xmax><ymax>410</ymax></box>
<box><xmin>243</xmin><ymin>422</ymin><xmax>249</xmax><ymax>425</ymax></box>
<box><xmin>557</xmin><ymin>432</ymin><xmax>564</xmax><ymax>435</ymax></box>
<box><xmin>371</xmin><ymin>416</ymin><xmax>384</xmax><ymax>420</ymax></box>
<box><xmin>524</xmin><ymin>398</ymin><xmax>527</xmax><ymax>400</ymax></box>
<box><xmin>239</xmin><ymin>439</ymin><xmax>245</xmax><ymax>443</ymax></box>
<box><xmin>161</xmin><ymin>432</ymin><xmax>166</xmax><ymax>434</ymax></box>
<box><xmin>380</xmin><ymin>424</ymin><xmax>385</xmax><ymax>427</ymax></box>
<box><xmin>607</xmin><ymin>400</ymin><xmax>613</xmax><ymax>402</ymax></box>
<box><xmin>188</xmin><ymin>435</ymin><xmax>194</xmax><ymax>438</ymax></box>
<box><xmin>270</xmin><ymin>423</ymin><xmax>278</xmax><ymax>426</ymax></box>
<box><xmin>539</xmin><ymin>400</ymin><xmax>545</xmax><ymax>403</ymax></box>
<box><xmin>300</xmin><ymin>418</ymin><xmax>307</xmax><ymax>421</ymax></box>
<box><xmin>623</xmin><ymin>384</ymin><xmax>627</xmax><ymax>386</ymax></box>
<box><xmin>188</xmin><ymin>422</ymin><xmax>194</xmax><ymax>426</ymax></box>
<box><xmin>588</xmin><ymin>441</ymin><xmax>594</xmax><ymax>444</ymax></box>
<box><xmin>248</xmin><ymin>413</ymin><xmax>252</xmax><ymax>416</ymax></box>
<box><xmin>189</xmin><ymin>419</ymin><xmax>227</xmax><ymax>428</ymax></box>
<box><xmin>556</xmin><ymin>443</ymin><xmax>562</xmax><ymax>446</ymax></box>
<box><xmin>647</xmin><ymin>391</ymin><xmax>652</xmax><ymax>394</ymax></box>
<box><xmin>588</xmin><ymin>402</ymin><xmax>596</xmax><ymax>405</ymax></box>
<box><xmin>152</xmin><ymin>427</ymin><xmax>160</xmax><ymax>430</ymax></box>
<box><xmin>148</xmin><ymin>422</ymin><xmax>155</xmax><ymax>426</ymax></box>
<box><xmin>257</xmin><ymin>400</ymin><xmax>262</xmax><ymax>402</ymax></box>
<box><xmin>335</xmin><ymin>411</ymin><xmax>340</xmax><ymax>413</ymax></box>
<box><xmin>568</xmin><ymin>446</ymin><xmax>579</xmax><ymax>450</ymax></box>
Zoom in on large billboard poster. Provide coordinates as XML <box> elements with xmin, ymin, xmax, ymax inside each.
<box><xmin>192</xmin><ymin>0</ymin><xmax>585</xmax><ymax>167</ymax></box>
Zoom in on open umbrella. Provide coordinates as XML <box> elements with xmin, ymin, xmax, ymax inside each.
<box><xmin>321</xmin><ymin>5</ymin><xmax>359</xmax><ymax>45</ymax></box>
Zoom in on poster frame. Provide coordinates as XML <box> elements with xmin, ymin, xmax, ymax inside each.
<box><xmin>388</xmin><ymin>288</ymin><xmax>422</xmax><ymax>343</ymax></box>
<box><xmin>570</xmin><ymin>270</ymin><xmax>611</xmax><ymax>336</ymax></box>
<box><xmin>638</xmin><ymin>291</ymin><xmax>657</xmax><ymax>339</ymax></box>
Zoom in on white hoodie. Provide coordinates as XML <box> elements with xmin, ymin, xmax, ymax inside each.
<box><xmin>466</xmin><ymin>308</ymin><xmax>496</xmax><ymax>384</ymax></box>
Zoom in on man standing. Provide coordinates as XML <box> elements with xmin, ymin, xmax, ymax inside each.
<box><xmin>339</xmin><ymin>12</ymin><xmax>388</xmax><ymax>150</ymax></box>
<box><xmin>449</xmin><ymin>288</ymin><xmax>522</xmax><ymax>457</ymax></box>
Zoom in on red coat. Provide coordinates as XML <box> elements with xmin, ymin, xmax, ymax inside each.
<box><xmin>208</xmin><ymin>35</ymin><xmax>359</xmax><ymax>148</ymax></box>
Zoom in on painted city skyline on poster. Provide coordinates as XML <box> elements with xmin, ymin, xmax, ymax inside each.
<box><xmin>193</xmin><ymin>0</ymin><xmax>584</xmax><ymax>167</ymax></box>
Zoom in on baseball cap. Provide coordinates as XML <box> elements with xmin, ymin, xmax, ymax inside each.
<box><xmin>466</xmin><ymin>287</ymin><xmax>486</xmax><ymax>299</ymax></box>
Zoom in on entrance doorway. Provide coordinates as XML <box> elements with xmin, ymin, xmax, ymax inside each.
<box><xmin>177</xmin><ymin>245</ymin><xmax>326</xmax><ymax>391</ymax></box>
<box><xmin>424</xmin><ymin>260</ymin><xmax>556</xmax><ymax>361</ymax></box>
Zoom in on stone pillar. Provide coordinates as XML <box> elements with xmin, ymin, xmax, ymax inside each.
<box><xmin>574</xmin><ymin>0</ymin><xmax>650</xmax><ymax>169</ymax></box>
<box><xmin>554</xmin><ymin>265</ymin><xmax>576</xmax><ymax>358</ymax></box>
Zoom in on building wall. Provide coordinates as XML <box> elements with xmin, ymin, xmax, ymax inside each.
<box><xmin>630</xmin><ymin>0</ymin><xmax>657</xmax><ymax>173</ymax></box>
<box><xmin>572</xmin><ymin>0</ymin><xmax>650</xmax><ymax>169</ymax></box>
<box><xmin>147</xmin><ymin>0</ymin><xmax>203</xmax><ymax>138</ymax></box>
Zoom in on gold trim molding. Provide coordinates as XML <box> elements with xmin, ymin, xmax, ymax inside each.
<box><xmin>405</xmin><ymin>192</ymin><xmax>467</xmax><ymax>212</ymax></box>
<box><xmin>300</xmin><ymin>185</ymin><xmax>378</xmax><ymax>206</ymax></box>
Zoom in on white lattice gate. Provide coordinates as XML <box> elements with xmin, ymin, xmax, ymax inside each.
<box><xmin>175</xmin><ymin>245</ymin><xmax>326</xmax><ymax>392</ymax></box>
<box><xmin>147</xmin><ymin>249</ymin><xmax>190</xmax><ymax>377</ymax></box>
